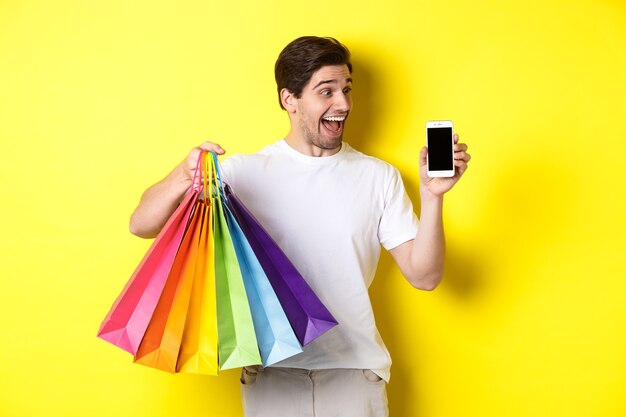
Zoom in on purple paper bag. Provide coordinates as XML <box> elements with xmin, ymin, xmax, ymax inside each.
<box><xmin>224</xmin><ymin>185</ymin><xmax>338</xmax><ymax>346</ymax></box>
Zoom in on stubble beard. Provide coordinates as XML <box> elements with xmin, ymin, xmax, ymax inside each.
<box><xmin>300</xmin><ymin>118</ymin><xmax>343</xmax><ymax>151</ymax></box>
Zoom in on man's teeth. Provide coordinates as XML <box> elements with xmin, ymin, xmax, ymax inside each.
<box><xmin>323</xmin><ymin>116</ymin><xmax>346</xmax><ymax>122</ymax></box>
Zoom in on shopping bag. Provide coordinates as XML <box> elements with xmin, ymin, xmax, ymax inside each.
<box><xmin>224</xmin><ymin>203</ymin><xmax>303</xmax><ymax>366</ymax></box>
<box><xmin>133</xmin><ymin>198</ymin><xmax>204</xmax><ymax>373</ymax></box>
<box><xmin>223</xmin><ymin>184</ymin><xmax>338</xmax><ymax>346</ymax></box>
<box><xmin>211</xmin><ymin>154</ymin><xmax>262</xmax><ymax>370</ymax></box>
<box><xmin>176</xmin><ymin>164</ymin><xmax>219</xmax><ymax>375</ymax></box>
<box><xmin>97</xmin><ymin>161</ymin><xmax>201</xmax><ymax>355</ymax></box>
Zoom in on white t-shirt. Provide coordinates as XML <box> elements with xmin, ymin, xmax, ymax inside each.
<box><xmin>220</xmin><ymin>139</ymin><xmax>419</xmax><ymax>382</ymax></box>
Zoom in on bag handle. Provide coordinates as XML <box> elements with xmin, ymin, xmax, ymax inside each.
<box><xmin>191</xmin><ymin>150</ymin><xmax>204</xmax><ymax>193</ymax></box>
<box><xmin>206</xmin><ymin>151</ymin><xmax>225</xmax><ymax>208</ymax></box>
<box><xmin>211</xmin><ymin>152</ymin><xmax>222</xmax><ymax>188</ymax></box>
<box><xmin>201</xmin><ymin>151</ymin><xmax>215</xmax><ymax>204</ymax></box>
<box><xmin>194</xmin><ymin>150</ymin><xmax>224</xmax><ymax>204</ymax></box>
<box><xmin>210</xmin><ymin>151</ymin><xmax>228</xmax><ymax>202</ymax></box>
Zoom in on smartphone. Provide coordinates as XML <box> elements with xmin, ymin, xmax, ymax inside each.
<box><xmin>426</xmin><ymin>120</ymin><xmax>455</xmax><ymax>177</ymax></box>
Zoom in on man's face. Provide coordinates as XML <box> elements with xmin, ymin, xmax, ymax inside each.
<box><xmin>291</xmin><ymin>64</ymin><xmax>353</xmax><ymax>151</ymax></box>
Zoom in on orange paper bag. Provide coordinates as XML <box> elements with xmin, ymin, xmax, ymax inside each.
<box><xmin>176</xmin><ymin>201</ymin><xmax>219</xmax><ymax>375</ymax></box>
<box><xmin>133</xmin><ymin>201</ymin><xmax>204</xmax><ymax>373</ymax></box>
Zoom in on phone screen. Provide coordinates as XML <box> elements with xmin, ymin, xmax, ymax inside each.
<box><xmin>427</xmin><ymin>127</ymin><xmax>453</xmax><ymax>170</ymax></box>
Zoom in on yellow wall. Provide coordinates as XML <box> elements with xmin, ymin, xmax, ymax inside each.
<box><xmin>1</xmin><ymin>1</ymin><xmax>625</xmax><ymax>416</ymax></box>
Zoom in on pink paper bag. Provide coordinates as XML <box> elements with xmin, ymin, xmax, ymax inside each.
<box><xmin>98</xmin><ymin>154</ymin><xmax>204</xmax><ymax>355</ymax></box>
<box><xmin>97</xmin><ymin>189</ymin><xmax>199</xmax><ymax>354</ymax></box>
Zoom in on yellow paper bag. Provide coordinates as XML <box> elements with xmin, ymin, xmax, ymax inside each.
<box><xmin>177</xmin><ymin>201</ymin><xmax>219</xmax><ymax>375</ymax></box>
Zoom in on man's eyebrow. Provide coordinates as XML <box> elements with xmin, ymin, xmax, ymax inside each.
<box><xmin>312</xmin><ymin>77</ymin><xmax>353</xmax><ymax>90</ymax></box>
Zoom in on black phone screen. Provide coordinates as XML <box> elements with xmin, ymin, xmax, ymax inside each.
<box><xmin>427</xmin><ymin>127</ymin><xmax>453</xmax><ymax>170</ymax></box>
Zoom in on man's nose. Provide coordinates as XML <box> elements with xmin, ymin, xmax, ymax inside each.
<box><xmin>334</xmin><ymin>92</ymin><xmax>351</xmax><ymax>111</ymax></box>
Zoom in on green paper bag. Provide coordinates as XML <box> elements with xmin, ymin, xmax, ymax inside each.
<box><xmin>211</xmin><ymin>157</ymin><xmax>262</xmax><ymax>370</ymax></box>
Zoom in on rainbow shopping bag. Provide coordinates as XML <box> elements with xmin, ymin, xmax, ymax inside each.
<box><xmin>224</xmin><ymin>202</ymin><xmax>303</xmax><ymax>366</ymax></box>
<box><xmin>97</xmin><ymin>177</ymin><xmax>200</xmax><ymax>355</ymax></box>
<box><xmin>211</xmin><ymin>155</ymin><xmax>262</xmax><ymax>370</ymax></box>
<box><xmin>176</xmin><ymin>162</ymin><xmax>219</xmax><ymax>375</ymax></box>
<box><xmin>133</xmin><ymin>200</ymin><xmax>204</xmax><ymax>373</ymax></box>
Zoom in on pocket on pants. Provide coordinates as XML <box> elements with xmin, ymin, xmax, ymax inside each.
<box><xmin>240</xmin><ymin>366</ymin><xmax>260</xmax><ymax>385</ymax></box>
<box><xmin>361</xmin><ymin>369</ymin><xmax>384</xmax><ymax>384</ymax></box>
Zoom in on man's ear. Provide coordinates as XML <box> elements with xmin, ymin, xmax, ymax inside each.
<box><xmin>280</xmin><ymin>88</ymin><xmax>297</xmax><ymax>113</ymax></box>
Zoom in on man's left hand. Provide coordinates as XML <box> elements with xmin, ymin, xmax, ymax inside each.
<box><xmin>419</xmin><ymin>133</ymin><xmax>471</xmax><ymax>197</ymax></box>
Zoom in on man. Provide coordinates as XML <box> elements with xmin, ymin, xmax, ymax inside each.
<box><xmin>129</xmin><ymin>36</ymin><xmax>470</xmax><ymax>417</ymax></box>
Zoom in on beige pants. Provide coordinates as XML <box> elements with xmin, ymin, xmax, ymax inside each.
<box><xmin>240</xmin><ymin>366</ymin><xmax>389</xmax><ymax>417</ymax></box>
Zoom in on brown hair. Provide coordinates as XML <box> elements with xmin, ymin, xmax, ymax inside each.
<box><xmin>274</xmin><ymin>36</ymin><xmax>352</xmax><ymax>110</ymax></box>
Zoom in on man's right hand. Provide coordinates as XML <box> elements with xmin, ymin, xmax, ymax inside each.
<box><xmin>129</xmin><ymin>141</ymin><xmax>226</xmax><ymax>238</ymax></box>
<box><xmin>183</xmin><ymin>141</ymin><xmax>227</xmax><ymax>183</ymax></box>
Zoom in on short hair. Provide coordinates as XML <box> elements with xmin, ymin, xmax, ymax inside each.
<box><xmin>274</xmin><ymin>36</ymin><xmax>352</xmax><ymax>110</ymax></box>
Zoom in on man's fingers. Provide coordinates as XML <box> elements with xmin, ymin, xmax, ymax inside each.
<box><xmin>419</xmin><ymin>146</ymin><xmax>427</xmax><ymax>166</ymax></box>
<box><xmin>453</xmin><ymin>133</ymin><xmax>459</xmax><ymax>144</ymax></box>
<box><xmin>454</xmin><ymin>143</ymin><xmax>468</xmax><ymax>152</ymax></box>
<box><xmin>454</xmin><ymin>159</ymin><xmax>468</xmax><ymax>173</ymax></box>
<box><xmin>198</xmin><ymin>141</ymin><xmax>226</xmax><ymax>154</ymax></box>
<box><xmin>454</xmin><ymin>151</ymin><xmax>471</xmax><ymax>162</ymax></box>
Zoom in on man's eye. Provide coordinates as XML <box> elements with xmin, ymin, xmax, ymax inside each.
<box><xmin>321</xmin><ymin>89</ymin><xmax>331</xmax><ymax>96</ymax></box>
<box><xmin>343</xmin><ymin>87</ymin><xmax>352</xmax><ymax>94</ymax></box>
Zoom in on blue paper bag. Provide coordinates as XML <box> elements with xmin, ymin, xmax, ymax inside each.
<box><xmin>224</xmin><ymin>203</ymin><xmax>303</xmax><ymax>366</ymax></box>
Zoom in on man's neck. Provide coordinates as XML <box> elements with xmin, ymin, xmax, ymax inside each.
<box><xmin>283</xmin><ymin>131</ymin><xmax>342</xmax><ymax>157</ymax></box>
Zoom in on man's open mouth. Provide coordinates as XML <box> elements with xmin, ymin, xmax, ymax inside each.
<box><xmin>321</xmin><ymin>115</ymin><xmax>346</xmax><ymax>135</ymax></box>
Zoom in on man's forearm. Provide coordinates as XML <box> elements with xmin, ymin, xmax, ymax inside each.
<box><xmin>129</xmin><ymin>164</ymin><xmax>192</xmax><ymax>238</ymax></box>
<box><xmin>408</xmin><ymin>190</ymin><xmax>446</xmax><ymax>289</ymax></box>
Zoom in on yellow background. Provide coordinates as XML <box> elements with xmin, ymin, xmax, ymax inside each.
<box><xmin>1</xmin><ymin>0</ymin><xmax>625</xmax><ymax>416</ymax></box>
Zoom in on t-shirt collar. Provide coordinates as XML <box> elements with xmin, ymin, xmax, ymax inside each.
<box><xmin>278</xmin><ymin>139</ymin><xmax>348</xmax><ymax>164</ymax></box>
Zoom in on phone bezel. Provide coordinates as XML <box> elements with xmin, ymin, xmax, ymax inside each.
<box><xmin>426</xmin><ymin>120</ymin><xmax>455</xmax><ymax>178</ymax></box>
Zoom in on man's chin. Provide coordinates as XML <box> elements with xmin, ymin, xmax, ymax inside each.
<box><xmin>315</xmin><ymin>135</ymin><xmax>343</xmax><ymax>150</ymax></box>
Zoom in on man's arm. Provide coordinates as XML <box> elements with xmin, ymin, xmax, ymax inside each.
<box><xmin>389</xmin><ymin>193</ymin><xmax>444</xmax><ymax>290</ymax></box>
<box><xmin>389</xmin><ymin>134</ymin><xmax>470</xmax><ymax>290</ymax></box>
<box><xmin>129</xmin><ymin>141</ymin><xmax>225</xmax><ymax>238</ymax></box>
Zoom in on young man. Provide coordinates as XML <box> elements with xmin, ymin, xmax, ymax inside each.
<box><xmin>130</xmin><ymin>36</ymin><xmax>470</xmax><ymax>417</ymax></box>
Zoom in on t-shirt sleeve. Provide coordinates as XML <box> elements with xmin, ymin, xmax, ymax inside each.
<box><xmin>378</xmin><ymin>167</ymin><xmax>419</xmax><ymax>251</ymax></box>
